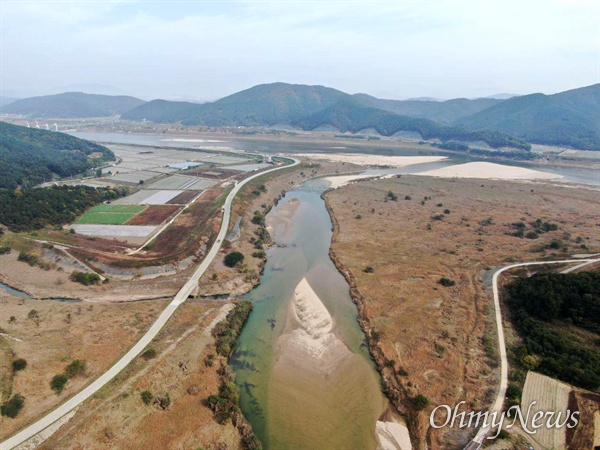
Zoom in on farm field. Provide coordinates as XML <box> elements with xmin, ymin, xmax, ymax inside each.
<box><xmin>76</xmin><ymin>204</ymin><xmax>146</xmax><ymax>224</ymax></box>
<box><xmin>125</xmin><ymin>205</ymin><xmax>180</xmax><ymax>225</ymax></box>
<box><xmin>520</xmin><ymin>371</ymin><xmax>571</xmax><ymax>450</ymax></box>
<box><xmin>146</xmin><ymin>174</ymin><xmax>216</xmax><ymax>190</ymax></box>
<box><xmin>168</xmin><ymin>190</ymin><xmax>199</xmax><ymax>204</ymax></box>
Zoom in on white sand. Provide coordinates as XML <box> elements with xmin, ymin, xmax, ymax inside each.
<box><xmin>324</xmin><ymin>174</ymin><xmax>378</xmax><ymax>189</ymax></box>
<box><xmin>277</xmin><ymin>278</ymin><xmax>352</xmax><ymax>373</ymax></box>
<box><xmin>376</xmin><ymin>420</ymin><xmax>413</xmax><ymax>450</ymax></box>
<box><xmin>265</xmin><ymin>197</ymin><xmax>300</xmax><ymax>236</ymax></box>
<box><xmin>296</xmin><ymin>153</ymin><xmax>447</xmax><ymax>167</ymax></box>
<box><xmin>418</xmin><ymin>161</ymin><xmax>562</xmax><ymax>180</ymax></box>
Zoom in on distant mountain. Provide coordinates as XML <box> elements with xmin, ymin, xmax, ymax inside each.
<box><xmin>482</xmin><ymin>93</ymin><xmax>520</xmax><ymax>100</ymax></box>
<box><xmin>3</xmin><ymin>92</ymin><xmax>146</xmax><ymax>118</ymax></box>
<box><xmin>0</xmin><ymin>96</ymin><xmax>18</xmax><ymax>107</ymax></box>
<box><xmin>293</xmin><ymin>99</ymin><xmax>531</xmax><ymax>150</ymax></box>
<box><xmin>352</xmin><ymin>94</ymin><xmax>503</xmax><ymax>124</ymax></box>
<box><xmin>0</xmin><ymin>122</ymin><xmax>115</xmax><ymax>189</ymax></box>
<box><xmin>456</xmin><ymin>84</ymin><xmax>600</xmax><ymax>150</ymax></box>
<box><xmin>403</xmin><ymin>97</ymin><xmax>444</xmax><ymax>102</ymax></box>
<box><xmin>123</xmin><ymin>82</ymin><xmax>347</xmax><ymax>126</ymax></box>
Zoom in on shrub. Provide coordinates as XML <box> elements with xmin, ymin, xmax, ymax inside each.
<box><xmin>224</xmin><ymin>251</ymin><xmax>244</xmax><ymax>268</ymax></box>
<box><xmin>364</xmin><ymin>266</ymin><xmax>374</xmax><ymax>273</ymax></box>
<box><xmin>404</xmin><ymin>195</ymin><xmax>411</xmax><ymax>200</ymax></box>
<box><xmin>413</xmin><ymin>394</ymin><xmax>429</xmax><ymax>410</ymax></box>
<box><xmin>70</xmin><ymin>271</ymin><xmax>101</xmax><ymax>285</ymax></box>
<box><xmin>18</xmin><ymin>251</ymin><xmax>38</xmax><ymax>266</ymax></box>
<box><xmin>525</xmin><ymin>231</ymin><xmax>539</xmax><ymax>239</ymax></box>
<box><xmin>549</xmin><ymin>239</ymin><xmax>563</xmax><ymax>250</ymax></box>
<box><xmin>65</xmin><ymin>359</ymin><xmax>87</xmax><ymax>377</ymax></box>
<box><xmin>51</xmin><ymin>373</ymin><xmax>69</xmax><ymax>394</ymax></box>
<box><xmin>1</xmin><ymin>394</ymin><xmax>25</xmax><ymax>418</ymax></box>
<box><xmin>438</xmin><ymin>277</ymin><xmax>456</xmax><ymax>287</ymax></box>
<box><xmin>141</xmin><ymin>347</ymin><xmax>157</xmax><ymax>360</ymax></box>
<box><xmin>141</xmin><ymin>390</ymin><xmax>153</xmax><ymax>405</ymax></box>
<box><xmin>12</xmin><ymin>358</ymin><xmax>27</xmax><ymax>372</ymax></box>
<box><xmin>0</xmin><ymin>246</ymin><xmax>10</xmax><ymax>255</ymax></box>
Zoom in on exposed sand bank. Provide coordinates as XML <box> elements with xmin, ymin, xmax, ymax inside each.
<box><xmin>297</xmin><ymin>153</ymin><xmax>447</xmax><ymax>167</ymax></box>
<box><xmin>277</xmin><ymin>277</ymin><xmax>352</xmax><ymax>372</ymax></box>
<box><xmin>418</xmin><ymin>161</ymin><xmax>563</xmax><ymax>180</ymax></box>
<box><xmin>268</xmin><ymin>277</ymin><xmax>387</xmax><ymax>449</ymax></box>
<box><xmin>376</xmin><ymin>420</ymin><xmax>413</xmax><ymax>450</ymax></box>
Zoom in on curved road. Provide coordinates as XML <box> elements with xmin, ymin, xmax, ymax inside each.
<box><xmin>1</xmin><ymin>157</ymin><xmax>300</xmax><ymax>450</ymax></box>
<box><xmin>466</xmin><ymin>257</ymin><xmax>599</xmax><ymax>449</ymax></box>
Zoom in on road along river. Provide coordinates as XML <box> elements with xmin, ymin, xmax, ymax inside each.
<box><xmin>232</xmin><ymin>178</ymin><xmax>407</xmax><ymax>450</ymax></box>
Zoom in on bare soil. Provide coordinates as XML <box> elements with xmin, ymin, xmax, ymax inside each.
<box><xmin>125</xmin><ymin>205</ymin><xmax>181</xmax><ymax>225</ymax></box>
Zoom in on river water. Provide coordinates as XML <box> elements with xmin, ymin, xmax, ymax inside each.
<box><xmin>231</xmin><ymin>179</ymin><xmax>389</xmax><ymax>450</ymax></box>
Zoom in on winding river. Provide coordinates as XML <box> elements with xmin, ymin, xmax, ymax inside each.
<box><xmin>231</xmin><ymin>178</ymin><xmax>394</xmax><ymax>450</ymax></box>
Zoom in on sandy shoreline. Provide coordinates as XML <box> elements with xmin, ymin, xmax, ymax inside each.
<box><xmin>418</xmin><ymin>161</ymin><xmax>563</xmax><ymax>180</ymax></box>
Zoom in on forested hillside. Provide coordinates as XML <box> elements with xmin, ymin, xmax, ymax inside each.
<box><xmin>0</xmin><ymin>122</ymin><xmax>115</xmax><ymax>189</ymax></box>
<box><xmin>0</xmin><ymin>185</ymin><xmax>128</xmax><ymax>232</ymax></box>
<box><xmin>457</xmin><ymin>84</ymin><xmax>600</xmax><ymax>149</ymax></box>
<box><xmin>294</xmin><ymin>99</ymin><xmax>531</xmax><ymax>150</ymax></box>
<box><xmin>508</xmin><ymin>271</ymin><xmax>600</xmax><ymax>390</ymax></box>
<box><xmin>3</xmin><ymin>92</ymin><xmax>146</xmax><ymax>118</ymax></box>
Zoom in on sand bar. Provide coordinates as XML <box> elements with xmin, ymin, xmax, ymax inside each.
<box><xmin>296</xmin><ymin>153</ymin><xmax>447</xmax><ymax>167</ymax></box>
<box><xmin>418</xmin><ymin>161</ymin><xmax>562</xmax><ymax>180</ymax></box>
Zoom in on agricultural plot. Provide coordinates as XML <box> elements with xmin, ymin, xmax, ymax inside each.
<box><xmin>147</xmin><ymin>175</ymin><xmax>216</xmax><ymax>191</ymax></box>
<box><xmin>76</xmin><ymin>204</ymin><xmax>146</xmax><ymax>225</ymax></box>
<box><xmin>110</xmin><ymin>170</ymin><xmax>161</xmax><ymax>185</ymax></box>
<box><xmin>520</xmin><ymin>371</ymin><xmax>571</xmax><ymax>450</ymax></box>
<box><xmin>225</xmin><ymin>163</ymin><xmax>271</xmax><ymax>172</ymax></box>
<box><xmin>71</xmin><ymin>224</ymin><xmax>157</xmax><ymax>237</ymax></box>
<box><xmin>167</xmin><ymin>191</ymin><xmax>199</xmax><ymax>204</ymax></box>
<box><xmin>125</xmin><ymin>205</ymin><xmax>180</xmax><ymax>225</ymax></box>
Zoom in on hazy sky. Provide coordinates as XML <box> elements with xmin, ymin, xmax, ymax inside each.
<box><xmin>1</xmin><ymin>0</ymin><xmax>598</xmax><ymax>101</ymax></box>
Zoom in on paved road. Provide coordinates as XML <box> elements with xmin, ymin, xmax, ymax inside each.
<box><xmin>1</xmin><ymin>157</ymin><xmax>299</xmax><ymax>450</ymax></box>
<box><xmin>466</xmin><ymin>258</ymin><xmax>599</xmax><ymax>448</ymax></box>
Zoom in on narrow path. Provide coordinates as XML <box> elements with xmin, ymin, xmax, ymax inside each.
<box><xmin>0</xmin><ymin>158</ymin><xmax>299</xmax><ymax>450</ymax></box>
<box><xmin>466</xmin><ymin>258</ymin><xmax>599</xmax><ymax>448</ymax></box>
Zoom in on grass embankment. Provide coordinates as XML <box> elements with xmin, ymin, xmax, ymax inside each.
<box><xmin>207</xmin><ymin>300</ymin><xmax>261</xmax><ymax>449</ymax></box>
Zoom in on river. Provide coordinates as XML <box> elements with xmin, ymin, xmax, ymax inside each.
<box><xmin>231</xmin><ymin>178</ymin><xmax>391</xmax><ymax>450</ymax></box>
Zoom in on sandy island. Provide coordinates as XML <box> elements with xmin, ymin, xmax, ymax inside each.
<box><xmin>418</xmin><ymin>161</ymin><xmax>563</xmax><ymax>180</ymax></box>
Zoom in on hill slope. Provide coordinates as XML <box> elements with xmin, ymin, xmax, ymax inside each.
<box><xmin>122</xmin><ymin>83</ymin><xmax>348</xmax><ymax>126</ymax></box>
<box><xmin>294</xmin><ymin>99</ymin><xmax>531</xmax><ymax>150</ymax></box>
<box><xmin>352</xmin><ymin>94</ymin><xmax>503</xmax><ymax>124</ymax></box>
<box><xmin>0</xmin><ymin>122</ymin><xmax>115</xmax><ymax>189</ymax></box>
<box><xmin>3</xmin><ymin>92</ymin><xmax>146</xmax><ymax>118</ymax></box>
<box><xmin>456</xmin><ymin>84</ymin><xmax>600</xmax><ymax>149</ymax></box>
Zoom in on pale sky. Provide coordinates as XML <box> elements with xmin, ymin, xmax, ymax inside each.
<box><xmin>1</xmin><ymin>0</ymin><xmax>599</xmax><ymax>101</ymax></box>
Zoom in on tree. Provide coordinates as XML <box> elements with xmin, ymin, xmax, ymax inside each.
<box><xmin>12</xmin><ymin>358</ymin><xmax>27</xmax><ymax>372</ymax></box>
<box><xmin>141</xmin><ymin>390</ymin><xmax>153</xmax><ymax>405</ymax></box>
<box><xmin>65</xmin><ymin>359</ymin><xmax>87</xmax><ymax>377</ymax></box>
<box><xmin>95</xmin><ymin>168</ymin><xmax>102</xmax><ymax>177</ymax></box>
<box><xmin>51</xmin><ymin>373</ymin><xmax>69</xmax><ymax>394</ymax></box>
<box><xmin>1</xmin><ymin>394</ymin><xmax>25</xmax><ymax>418</ymax></box>
<box><xmin>438</xmin><ymin>277</ymin><xmax>456</xmax><ymax>287</ymax></box>
<box><xmin>224</xmin><ymin>251</ymin><xmax>244</xmax><ymax>268</ymax></box>
<box><xmin>413</xmin><ymin>394</ymin><xmax>429</xmax><ymax>410</ymax></box>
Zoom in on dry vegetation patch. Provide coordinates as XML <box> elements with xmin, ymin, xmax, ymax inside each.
<box><xmin>325</xmin><ymin>175</ymin><xmax>600</xmax><ymax>449</ymax></box>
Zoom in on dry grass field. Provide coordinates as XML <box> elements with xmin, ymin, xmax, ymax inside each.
<box><xmin>324</xmin><ymin>175</ymin><xmax>600</xmax><ymax>449</ymax></box>
<box><xmin>0</xmin><ymin>292</ymin><xmax>166</xmax><ymax>440</ymax></box>
<box><xmin>36</xmin><ymin>300</ymin><xmax>241</xmax><ymax>450</ymax></box>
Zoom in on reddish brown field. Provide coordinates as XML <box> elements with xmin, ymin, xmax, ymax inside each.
<box><xmin>167</xmin><ymin>190</ymin><xmax>198</xmax><ymax>204</ymax></box>
<box><xmin>125</xmin><ymin>205</ymin><xmax>181</xmax><ymax>225</ymax></box>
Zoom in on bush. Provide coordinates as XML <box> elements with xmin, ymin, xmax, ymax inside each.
<box><xmin>438</xmin><ymin>277</ymin><xmax>456</xmax><ymax>287</ymax></box>
<box><xmin>51</xmin><ymin>373</ymin><xmax>68</xmax><ymax>394</ymax></box>
<box><xmin>141</xmin><ymin>347</ymin><xmax>157</xmax><ymax>360</ymax></box>
<box><xmin>0</xmin><ymin>246</ymin><xmax>10</xmax><ymax>255</ymax></box>
<box><xmin>70</xmin><ymin>271</ymin><xmax>101</xmax><ymax>285</ymax></box>
<box><xmin>364</xmin><ymin>266</ymin><xmax>374</xmax><ymax>273</ymax></box>
<box><xmin>525</xmin><ymin>231</ymin><xmax>539</xmax><ymax>239</ymax></box>
<box><xmin>1</xmin><ymin>394</ymin><xmax>25</xmax><ymax>418</ymax></box>
<box><xmin>224</xmin><ymin>251</ymin><xmax>244</xmax><ymax>268</ymax></box>
<box><xmin>141</xmin><ymin>390</ymin><xmax>153</xmax><ymax>405</ymax></box>
<box><xmin>413</xmin><ymin>394</ymin><xmax>429</xmax><ymax>410</ymax></box>
<box><xmin>65</xmin><ymin>359</ymin><xmax>87</xmax><ymax>377</ymax></box>
<box><xmin>18</xmin><ymin>251</ymin><xmax>38</xmax><ymax>266</ymax></box>
<box><xmin>12</xmin><ymin>358</ymin><xmax>27</xmax><ymax>372</ymax></box>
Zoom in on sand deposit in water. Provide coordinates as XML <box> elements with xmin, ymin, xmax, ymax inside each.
<box><xmin>232</xmin><ymin>181</ymin><xmax>410</xmax><ymax>450</ymax></box>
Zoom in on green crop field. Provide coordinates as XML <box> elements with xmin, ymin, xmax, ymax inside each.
<box><xmin>76</xmin><ymin>204</ymin><xmax>146</xmax><ymax>224</ymax></box>
<box><xmin>90</xmin><ymin>204</ymin><xmax>145</xmax><ymax>214</ymax></box>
